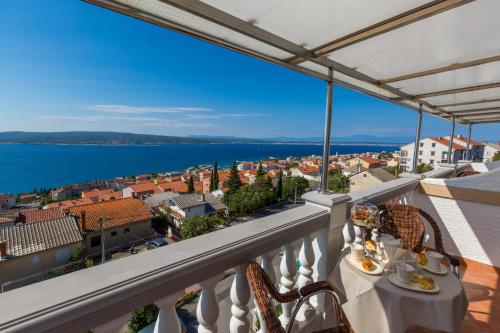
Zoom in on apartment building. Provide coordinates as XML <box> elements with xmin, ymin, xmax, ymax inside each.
<box><xmin>400</xmin><ymin>136</ymin><xmax>467</xmax><ymax>172</ymax></box>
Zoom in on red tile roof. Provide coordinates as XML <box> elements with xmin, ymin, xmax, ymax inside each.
<box><xmin>430</xmin><ymin>137</ymin><xmax>465</xmax><ymax>150</ymax></box>
<box><xmin>47</xmin><ymin>198</ymin><xmax>94</xmax><ymax>209</ymax></box>
<box><xmin>69</xmin><ymin>198</ymin><xmax>152</xmax><ymax>231</ymax></box>
<box><xmin>359</xmin><ymin>156</ymin><xmax>382</xmax><ymax>165</ymax></box>
<box><xmin>454</xmin><ymin>135</ymin><xmax>482</xmax><ymax>146</ymax></box>
<box><xmin>130</xmin><ymin>182</ymin><xmax>161</xmax><ymax>194</ymax></box>
<box><xmin>158</xmin><ymin>181</ymin><xmax>188</xmax><ymax>193</ymax></box>
<box><xmin>19</xmin><ymin>207</ymin><xmax>65</xmax><ymax>224</ymax></box>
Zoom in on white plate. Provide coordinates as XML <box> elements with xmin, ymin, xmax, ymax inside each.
<box><xmin>346</xmin><ymin>254</ymin><xmax>384</xmax><ymax>275</ymax></box>
<box><xmin>409</xmin><ymin>253</ymin><xmax>448</xmax><ymax>275</ymax></box>
<box><xmin>388</xmin><ymin>273</ymin><xmax>440</xmax><ymax>294</ymax></box>
<box><xmin>420</xmin><ymin>263</ymin><xmax>448</xmax><ymax>275</ymax></box>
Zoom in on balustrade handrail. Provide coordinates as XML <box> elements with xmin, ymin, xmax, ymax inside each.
<box><xmin>0</xmin><ymin>205</ymin><xmax>329</xmax><ymax>333</ymax></box>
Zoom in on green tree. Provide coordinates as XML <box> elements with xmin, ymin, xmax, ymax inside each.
<box><xmin>255</xmin><ymin>163</ymin><xmax>267</xmax><ymax>189</ymax></box>
<box><xmin>187</xmin><ymin>176</ymin><xmax>195</xmax><ymax>193</ymax></box>
<box><xmin>181</xmin><ymin>215</ymin><xmax>223</xmax><ymax>239</ymax></box>
<box><xmin>385</xmin><ymin>165</ymin><xmax>405</xmax><ymax>177</ymax></box>
<box><xmin>283</xmin><ymin>177</ymin><xmax>310</xmax><ymax>200</ymax></box>
<box><xmin>226</xmin><ymin>161</ymin><xmax>242</xmax><ymax>194</ymax></box>
<box><xmin>227</xmin><ymin>184</ymin><xmax>275</xmax><ymax>216</ymax></box>
<box><xmin>151</xmin><ymin>213</ymin><xmax>168</xmax><ymax>230</ymax></box>
<box><xmin>128</xmin><ymin>304</ymin><xmax>159</xmax><ymax>333</ymax></box>
<box><xmin>70</xmin><ymin>244</ymin><xmax>86</xmax><ymax>262</ymax></box>
<box><xmin>327</xmin><ymin>171</ymin><xmax>349</xmax><ymax>193</ymax></box>
<box><xmin>416</xmin><ymin>163</ymin><xmax>434</xmax><ymax>174</ymax></box>
<box><xmin>493</xmin><ymin>151</ymin><xmax>500</xmax><ymax>161</ymax></box>
<box><xmin>276</xmin><ymin>169</ymin><xmax>284</xmax><ymax>200</ymax></box>
<box><xmin>210</xmin><ymin>161</ymin><xmax>219</xmax><ymax>192</ymax></box>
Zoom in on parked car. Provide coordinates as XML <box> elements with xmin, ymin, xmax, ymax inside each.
<box><xmin>146</xmin><ymin>238</ymin><xmax>168</xmax><ymax>249</ymax></box>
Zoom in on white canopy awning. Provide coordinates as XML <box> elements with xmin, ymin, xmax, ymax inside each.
<box><xmin>86</xmin><ymin>0</ymin><xmax>500</xmax><ymax>125</ymax></box>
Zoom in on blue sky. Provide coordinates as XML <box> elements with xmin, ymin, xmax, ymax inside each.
<box><xmin>0</xmin><ymin>1</ymin><xmax>498</xmax><ymax>140</ymax></box>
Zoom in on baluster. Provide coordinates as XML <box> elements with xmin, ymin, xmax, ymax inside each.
<box><xmin>256</xmin><ymin>250</ymin><xmax>279</xmax><ymax>333</ymax></box>
<box><xmin>343</xmin><ymin>221</ymin><xmax>354</xmax><ymax>249</ymax></box>
<box><xmin>197</xmin><ymin>275</ymin><xmax>221</xmax><ymax>333</ymax></box>
<box><xmin>354</xmin><ymin>225</ymin><xmax>363</xmax><ymax>245</ymax></box>
<box><xmin>297</xmin><ymin>235</ymin><xmax>315</xmax><ymax>321</ymax></box>
<box><xmin>230</xmin><ymin>265</ymin><xmax>250</xmax><ymax>333</ymax></box>
<box><xmin>154</xmin><ymin>291</ymin><xmax>183</xmax><ymax>333</ymax></box>
<box><xmin>93</xmin><ymin>313</ymin><xmax>130</xmax><ymax>333</ymax></box>
<box><xmin>279</xmin><ymin>244</ymin><xmax>297</xmax><ymax>327</ymax></box>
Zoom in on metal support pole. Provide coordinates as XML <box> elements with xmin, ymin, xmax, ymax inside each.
<box><xmin>465</xmin><ymin>123</ymin><xmax>472</xmax><ymax>161</ymax></box>
<box><xmin>411</xmin><ymin>104</ymin><xmax>423</xmax><ymax>173</ymax></box>
<box><xmin>447</xmin><ymin>118</ymin><xmax>456</xmax><ymax>163</ymax></box>
<box><xmin>320</xmin><ymin>68</ymin><xmax>334</xmax><ymax>193</ymax></box>
<box><xmin>99</xmin><ymin>218</ymin><xmax>105</xmax><ymax>264</ymax></box>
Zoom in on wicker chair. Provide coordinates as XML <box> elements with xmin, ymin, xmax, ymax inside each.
<box><xmin>246</xmin><ymin>261</ymin><xmax>353</xmax><ymax>333</ymax></box>
<box><xmin>378</xmin><ymin>203</ymin><xmax>460</xmax><ymax>277</ymax></box>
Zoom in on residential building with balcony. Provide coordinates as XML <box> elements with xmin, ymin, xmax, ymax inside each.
<box><xmin>400</xmin><ymin>137</ymin><xmax>468</xmax><ymax>172</ymax></box>
<box><xmin>483</xmin><ymin>142</ymin><xmax>500</xmax><ymax>162</ymax></box>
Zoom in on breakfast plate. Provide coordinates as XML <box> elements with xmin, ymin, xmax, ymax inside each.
<box><xmin>410</xmin><ymin>253</ymin><xmax>448</xmax><ymax>275</ymax></box>
<box><xmin>346</xmin><ymin>254</ymin><xmax>383</xmax><ymax>275</ymax></box>
<box><xmin>388</xmin><ymin>273</ymin><xmax>440</xmax><ymax>293</ymax></box>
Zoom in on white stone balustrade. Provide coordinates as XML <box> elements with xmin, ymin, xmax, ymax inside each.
<box><xmin>0</xmin><ymin>203</ymin><xmax>333</xmax><ymax>333</ymax></box>
<box><xmin>154</xmin><ymin>291</ymin><xmax>184</xmax><ymax>333</ymax></box>
<box><xmin>230</xmin><ymin>265</ymin><xmax>251</xmax><ymax>333</ymax></box>
<box><xmin>197</xmin><ymin>275</ymin><xmax>222</xmax><ymax>333</ymax></box>
<box><xmin>297</xmin><ymin>235</ymin><xmax>315</xmax><ymax>321</ymax></box>
<box><xmin>279</xmin><ymin>244</ymin><xmax>297</xmax><ymax>327</ymax></box>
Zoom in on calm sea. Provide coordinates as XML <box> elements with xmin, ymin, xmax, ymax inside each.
<box><xmin>0</xmin><ymin>143</ymin><xmax>397</xmax><ymax>194</ymax></box>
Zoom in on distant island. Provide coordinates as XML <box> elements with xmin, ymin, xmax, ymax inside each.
<box><xmin>0</xmin><ymin>131</ymin><xmax>410</xmax><ymax>146</ymax></box>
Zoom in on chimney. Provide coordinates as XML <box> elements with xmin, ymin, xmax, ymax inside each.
<box><xmin>80</xmin><ymin>210</ymin><xmax>86</xmax><ymax>232</ymax></box>
<box><xmin>201</xmin><ymin>193</ymin><xmax>205</xmax><ymax>202</ymax></box>
<box><xmin>0</xmin><ymin>241</ymin><xmax>7</xmax><ymax>259</ymax></box>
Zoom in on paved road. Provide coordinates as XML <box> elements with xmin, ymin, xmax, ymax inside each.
<box><xmin>231</xmin><ymin>200</ymin><xmax>305</xmax><ymax>225</ymax></box>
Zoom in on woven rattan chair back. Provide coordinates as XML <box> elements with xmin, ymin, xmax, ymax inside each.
<box><xmin>378</xmin><ymin>203</ymin><xmax>426</xmax><ymax>253</ymax></box>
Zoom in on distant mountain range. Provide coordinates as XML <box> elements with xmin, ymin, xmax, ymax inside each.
<box><xmin>189</xmin><ymin>134</ymin><xmax>412</xmax><ymax>144</ymax></box>
<box><xmin>0</xmin><ymin>131</ymin><xmax>411</xmax><ymax>145</ymax></box>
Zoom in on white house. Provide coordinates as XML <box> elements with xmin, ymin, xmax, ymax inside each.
<box><xmin>483</xmin><ymin>143</ymin><xmax>500</xmax><ymax>162</ymax></box>
<box><xmin>168</xmin><ymin>193</ymin><xmax>227</xmax><ymax>228</ymax></box>
<box><xmin>291</xmin><ymin>166</ymin><xmax>321</xmax><ymax>182</ymax></box>
<box><xmin>400</xmin><ymin>136</ymin><xmax>467</xmax><ymax>172</ymax></box>
<box><xmin>0</xmin><ymin>194</ymin><xmax>16</xmax><ymax>211</ymax></box>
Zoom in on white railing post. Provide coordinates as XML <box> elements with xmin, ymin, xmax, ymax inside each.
<box><xmin>311</xmin><ymin>227</ymin><xmax>328</xmax><ymax>311</ymax></box>
<box><xmin>297</xmin><ymin>235</ymin><xmax>315</xmax><ymax>321</ymax></box>
<box><xmin>230</xmin><ymin>265</ymin><xmax>251</xmax><ymax>333</ymax></box>
<box><xmin>197</xmin><ymin>275</ymin><xmax>222</xmax><ymax>333</ymax></box>
<box><xmin>279</xmin><ymin>243</ymin><xmax>297</xmax><ymax>327</ymax></box>
<box><xmin>154</xmin><ymin>291</ymin><xmax>183</xmax><ymax>333</ymax></box>
<box><xmin>93</xmin><ymin>313</ymin><xmax>130</xmax><ymax>333</ymax></box>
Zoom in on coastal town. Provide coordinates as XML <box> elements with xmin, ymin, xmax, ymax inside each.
<box><xmin>0</xmin><ymin>136</ymin><xmax>499</xmax><ymax>331</ymax></box>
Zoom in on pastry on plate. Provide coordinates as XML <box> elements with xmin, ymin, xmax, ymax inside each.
<box><xmin>365</xmin><ymin>239</ymin><xmax>376</xmax><ymax>251</ymax></box>
<box><xmin>419</xmin><ymin>276</ymin><xmax>435</xmax><ymax>290</ymax></box>
<box><xmin>410</xmin><ymin>274</ymin><xmax>422</xmax><ymax>283</ymax></box>
<box><xmin>361</xmin><ymin>259</ymin><xmax>374</xmax><ymax>271</ymax></box>
<box><xmin>416</xmin><ymin>253</ymin><xmax>428</xmax><ymax>266</ymax></box>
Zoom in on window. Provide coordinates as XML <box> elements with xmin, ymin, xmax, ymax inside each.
<box><xmin>363</xmin><ymin>174</ymin><xmax>367</xmax><ymax>177</ymax></box>
<box><xmin>430</xmin><ymin>159</ymin><xmax>434</xmax><ymax>164</ymax></box>
<box><xmin>419</xmin><ymin>151</ymin><xmax>423</xmax><ymax>155</ymax></box>
<box><xmin>111</xmin><ymin>230</ymin><xmax>117</xmax><ymax>237</ymax></box>
<box><xmin>124</xmin><ymin>228</ymin><xmax>130</xmax><ymax>234</ymax></box>
<box><xmin>32</xmin><ymin>255</ymin><xmax>40</xmax><ymax>265</ymax></box>
<box><xmin>431</xmin><ymin>151</ymin><xmax>435</xmax><ymax>156</ymax></box>
<box><xmin>90</xmin><ymin>235</ymin><xmax>101</xmax><ymax>248</ymax></box>
<box><xmin>419</xmin><ymin>143</ymin><xmax>424</xmax><ymax>147</ymax></box>
<box><xmin>418</xmin><ymin>159</ymin><xmax>422</xmax><ymax>163</ymax></box>
<box><xmin>432</xmin><ymin>143</ymin><xmax>436</xmax><ymax>148</ymax></box>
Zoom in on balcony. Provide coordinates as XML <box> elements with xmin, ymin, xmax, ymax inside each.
<box><xmin>0</xmin><ymin>161</ymin><xmax>498</xmax><ymax>333</ymax></box>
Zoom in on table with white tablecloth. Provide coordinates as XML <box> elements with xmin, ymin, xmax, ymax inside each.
<box><xmin>329</xmin><ymin>251</ymin><xmax>468</xmax><ymax>333</ymax></box>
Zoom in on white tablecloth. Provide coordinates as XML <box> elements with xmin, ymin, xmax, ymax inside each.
<box><xmin>329</xmin><ymin>252</ymin><xmax>468</xmax><ymax>333</ymax></box>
